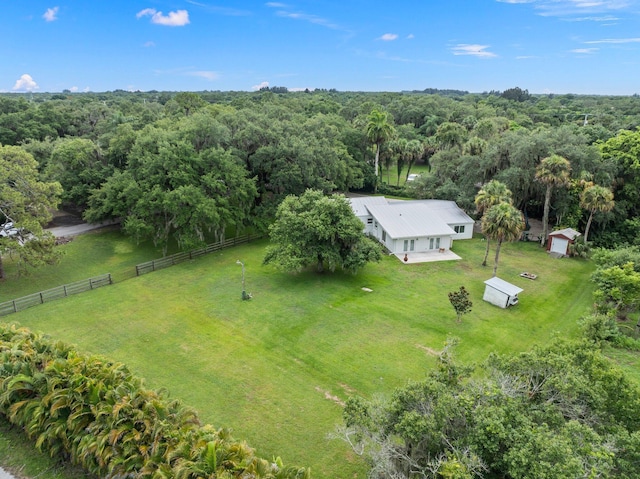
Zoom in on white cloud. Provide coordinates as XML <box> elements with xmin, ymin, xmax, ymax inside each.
<box><xmin>451</xmin><ymin>44</ymin><xmax>497</xmax><ymax>58</ymax></box>
<box><xmin>136</xmin><ymin>8</ymin><xmax>156</xmax><ymax>19</ymax></box>
<box><xmin>185</xmin><ymin>1</ymin><xmax>250</xmax><ymax>16</ymax></box>
<box><xmin>252</xmin><ymin>81</ymin><xmax>269</xmax><ymax>90</ymax></box>
<box><xmin>379</xmin><ymin>33</ymin><xmax>398</xmax><ymax>41</ymax></box>
<box><xmin>566</xmin><ymin>15</ymin><xmax>619</xmax><ymax>21</ymax></box>
<box><xmin>571</xmin><ymin>47</ymin><xmax>599</xmax><ymax>53</ymax></box>
<box><xmin>498</xmin><ymin>0</ymin><xmax>634</xmax><ymax>17</ymax></box>
<box><xmin>585</xmin><ymin>37</ymin><xmax>640</xmax><ymax>43</ymax></box>
<box><xmin>143</xmin><ymin>41</ymin><xmax>156</xmax><ymax>47</ymax></box>
<box><xmin>186</xmin><ymin>70</ymin><xmax>219</xmax><ymax>80</ymax></box>
<box><xmin>266</xmin><ymin>3</ymin><xmax>344</xmax><ymax>30</ymax></box>
<box><xmin>407</xmin><ymin>34</ymin><xmax>415</xmax><ymax>39</ymax></box>
<box><xmin>43</xmin><ymin>6</ymin><xmax>59</xmax><ymax>22</ymax></box>
<box><xmin>136</xmin><ymin>8</ymin><xmax>190</xmax><ymax>26</ymax></box>
<box><xmin>69</xmin><ymin>86</ymin><xmax>78</xmax><ymax>92</ymax></box>
<box><xmin>12</xmin><ymin>74</ymin><xmax>39</xmax><ymax>92</ymax></box>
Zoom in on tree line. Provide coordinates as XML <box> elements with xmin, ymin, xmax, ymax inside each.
<box><xmin>2</xmin><ymin>89</ymin><xmax>640</xmax><ymax>276</ymax></box>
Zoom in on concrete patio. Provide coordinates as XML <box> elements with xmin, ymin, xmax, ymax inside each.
<box><xmin>394</xmin><ymin>249</ymin><xmax>461</xmax><ymax>264</ymax></box>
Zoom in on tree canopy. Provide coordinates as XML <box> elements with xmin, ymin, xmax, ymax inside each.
<box><xmin>2</xmin><ymin>89</ymin><xmax>640</xmax><ymax>249</ymax></box>
<box><xmin>341</xmin><ymin>339</ymin><xmax>640</xmax><ymax>479</ymax></box>
<box><xmin>263</xmin><ymin>189</ymin><xmax>382</xmax><ymax>273</ymax></box>
<box><xmin>0</xmin><ymin>145</ymin><xmax>62</xmax><ymax>278</ymax></box>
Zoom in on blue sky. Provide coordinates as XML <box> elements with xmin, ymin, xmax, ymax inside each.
<box><xmin>2</xmin><ymin>1</ymin><xmax>640</xmax><ymax>94</ymax></box>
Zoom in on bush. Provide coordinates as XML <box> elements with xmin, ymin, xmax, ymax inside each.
<box><xmin>0</xmin><ymin>324</ymin><xmax>308</xmax><ymax>479</ymax></box>
<box><xmin>580</xmin><ymin>313</ymin><xmax>619</xmax><ymax>343</ymax></box>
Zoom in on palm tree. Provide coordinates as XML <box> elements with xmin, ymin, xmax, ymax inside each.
<box><xmin>481</xmin><ymin>202</ymin><xmax>525</xmax><ymax>277</ymax></box>
<box><xmin>392</xmin><ymin>138</ymin><xmax>409</xmax><ymax>186</ymax></box>
<box><xmin>404</xmin><ymin>139</ymin><xmax>424</xmax><ymax>182</ymax></box>
<box><xmin>535</xmin><ymin>154</ymin><xmax>571</xmax><ymax>247</ymax></box>
<box><xmin>366</xmin><ymin>109</ymin><xmax>395</xmax><ymax>193</ymax></box>
<box><xmin>580</xmin><ymin>184</ymin><xmax>614</xmax><ymax>243</ymax></box>
<box><xmin>474</xmin><ymin>180</ymin><xmax>513</xmax><ymax>266</ymax></box>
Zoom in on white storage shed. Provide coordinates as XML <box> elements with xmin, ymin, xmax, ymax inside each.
<box><xmin>483</xmin><ymin>277</ymin><xmax>523</xmax><ymax>309</ymax></box>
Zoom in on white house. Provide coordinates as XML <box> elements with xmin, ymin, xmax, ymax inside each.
<box><xmin>483</xmin><ymin>277</ymin><xmax>523</xmax><ymax>309</ymax></box>
<box><xmin>349</xmin><ymin>196</ymin><xmax>474</xmax><ymax>255</ymax></box>
<box><xmin>546</xmin><ymin>228</ymin><xmax>581</xmax><ymax>257</ymax></box>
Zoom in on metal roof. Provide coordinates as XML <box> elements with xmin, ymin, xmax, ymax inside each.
<box><xmin>366</xmin><ymin>203</ymin><xmax>456</xmax><ymax>238</ymax></box>
<box><xmin>549</xmin><ymin>228</ymin><xmax>581</xmax><ymax>240</ymax></box>
<box><xmin>484</xmin><ymin>277</ymin><xmax>523</xmax><ymax>296</ymax></box>
<box><xmin>349</xmin><ymin>196</ymin><xmax>388</xmax><ymax>217</ymax></box>
<box><xmin>388</xmin><ymin>199</ymin><xmax>474</xmax><ymax>224</ymax></box>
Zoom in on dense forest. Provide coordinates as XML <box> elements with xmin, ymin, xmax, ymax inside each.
<box><xmin>2</xmin><ymin>87</ymin><xmax>640</xmax><ymax>255</ymax></box>
<box><xmin>3</xmin><ymin>87</ymin><xmax>640</xmax><ymax>478</ymax></box>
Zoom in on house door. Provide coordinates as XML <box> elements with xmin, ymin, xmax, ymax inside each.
<box><xmin>429</xmin><ymin>238</ymin><xmax>440</xmax><ymax>250</ymax></box>
<box><xmin>403</xmin><ymin>240</ymin><xmax>414</xmax><ymax>252</ymax></box>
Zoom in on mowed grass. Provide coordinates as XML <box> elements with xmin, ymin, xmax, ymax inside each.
<box><xmin>3</xmin><ymin>234</ymin><xmax>596</xmax><ymax>478</ymax></box>
<box><xmin>0</xmin><ymin>227</ymin><xmax>168</xmax><ymax>300</ymax></box>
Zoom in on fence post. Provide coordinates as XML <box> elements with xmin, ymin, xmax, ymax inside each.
<box><xmin>90</xmin><ymin>278</ymin><xmax>93</xmax><ymax>290</ymax></box>
<box><xmin>108</xmin><ymin>273</ymin><xmax>112</xmax><ymax>284</ymax></box>
<box><xmin>64</xmin><ymin>285</ymin><xmax>68</xmax><ymax>296</ymax></box>
<box><xmin>13</xmin><ymin>300</ymin><xmax>17</xmax><ymax>313</ymax></box>
<box><xmin>40</xmin><ymin>292</ymin><xmax>44</xmax><ymax>304</ymax></box>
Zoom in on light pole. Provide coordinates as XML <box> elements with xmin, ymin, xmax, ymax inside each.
<box><xmin>236</xmin><ymin>260</ymin><xmax>250</xmax><ymax>300</ymax></box>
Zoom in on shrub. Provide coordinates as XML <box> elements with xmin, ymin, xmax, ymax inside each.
<box><xmin>0</xmin><ymin>324</ymin><xmax>308</xmax><ymax>479</ymax></box>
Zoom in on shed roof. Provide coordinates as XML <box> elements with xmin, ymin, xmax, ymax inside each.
<box><xmin>549</xmin><ymin>228</ymin><xmax>581</xmax><ymax>240</ymax></box>
<box><xmin>484</xmin><ymin>277</ymin><xmax>523</xmax><ymax>296</ymax></box>
<box><xmin>367</xmin><ymin>203</ymin><xmax>455</xmax><ymax>238</ymax></box>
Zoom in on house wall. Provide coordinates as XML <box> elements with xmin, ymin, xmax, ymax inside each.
<box><xmin>356</xmin><ymin>215</ymin><xmax>376</xmax><ymax>235</ymax></box>
<box><xmin>450</xmin><ymin>223</ymin><xmax>474</xmax><ymax>240</ymax></box>
<box><xmin>483</xmin><ymin>286</ymin><xmax>510</xmax><ymax>309</ymax></box>
<box><xmin>386</xmin><ymin>235</ymin><xmax>453</xmax><ymax>254</ymax></box>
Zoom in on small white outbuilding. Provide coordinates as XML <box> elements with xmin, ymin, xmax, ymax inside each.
<box><xmin>483</xmin><ymin>277</ymin><xmax>523</xmax><ymax>309</ymax></box>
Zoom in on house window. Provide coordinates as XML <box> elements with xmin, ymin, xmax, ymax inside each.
<box><xmin>367</xmin><ymin>217</ymin><xmax>373</xmax><ymax>224</ymax></box>
<box><xmin>410</xmin><ymin>239</ymin><xmax>415</xmax><ymax>251</ymax></box>
<box><xmin>403</xmin><ymin>240</ymin><xmax>409</xmax><ymax>251</ymax></box>
<box><xmin>429</xmin><ymin>238</ymin><xmax>434</xmax><ymax>250</ymax></box>
<box><xmin>382</xmin><ymin>230</ymin><xmax>386</xmax><ymax>242</ymax></box>
<box><xmin>436</xmin><ymin>237</ymin><xmax>441</xmax><ymax>249</ymax></box>
<box><xmin>454</xmin><ymin>225</ymin><xmax>465</xmax><ymax>234</ymax></box>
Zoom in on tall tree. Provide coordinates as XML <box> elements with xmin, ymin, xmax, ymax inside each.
<box><xmin>86</xmin><ymin>126</ymin><xmax>257</xmax><ymax>255</ymax></box>
<box><xmin>474</xmin><ymin>180</ymin><xmax>513</xmax><ymax>267</ymax></box>
<box><xmin>403</xmin><ymin>139</ymin><xmax>424</xmax><ymax>182</ymax></box>
<box><xmin>263</xmin><ymin>189</ymin><xmax>382</xmax><ymax>273</ymax></box>
<box><xmin>366</xmin><ymin>109</ymin><xmax>395</xmax><ymax>193</ymax></box>
<box><xmin>0</xmin><ymin>145</ymin><xmax>62</xmax><ymax>278</ymax></box>
<box><xmin>435</xmin><ymin>121</ymin><xmax>467</xmax><ymax>151</ymax></box>
<box><xmin>580</xmin><ymin>184</ymin><xmax>614</xmax><ymax>243</ymax></box>
<box><xmin>536</xmin><ymin>154</ymin><xmax>571</xmax><ymax>246</ymax></box>
<box><xmin>46</xmin><ymin>137</ymin><xmax>111</xmax><ymax>207</ymax></box>
<box><xmin>481</xmin><ymin>202</ymin><xmax>525</xmax><ymax>277</ymax></box>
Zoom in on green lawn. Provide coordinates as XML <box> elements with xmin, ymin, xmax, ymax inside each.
<box><xmin>1</xmin><ymin>233</ymin><xmax>597</xmax><ymax>478</ymax></box>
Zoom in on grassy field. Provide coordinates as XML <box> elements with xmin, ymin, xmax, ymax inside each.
<box><xmin>1</xmin><ymin>231</ymin><xmax>598</xmax><ymax>478</ymax></box>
